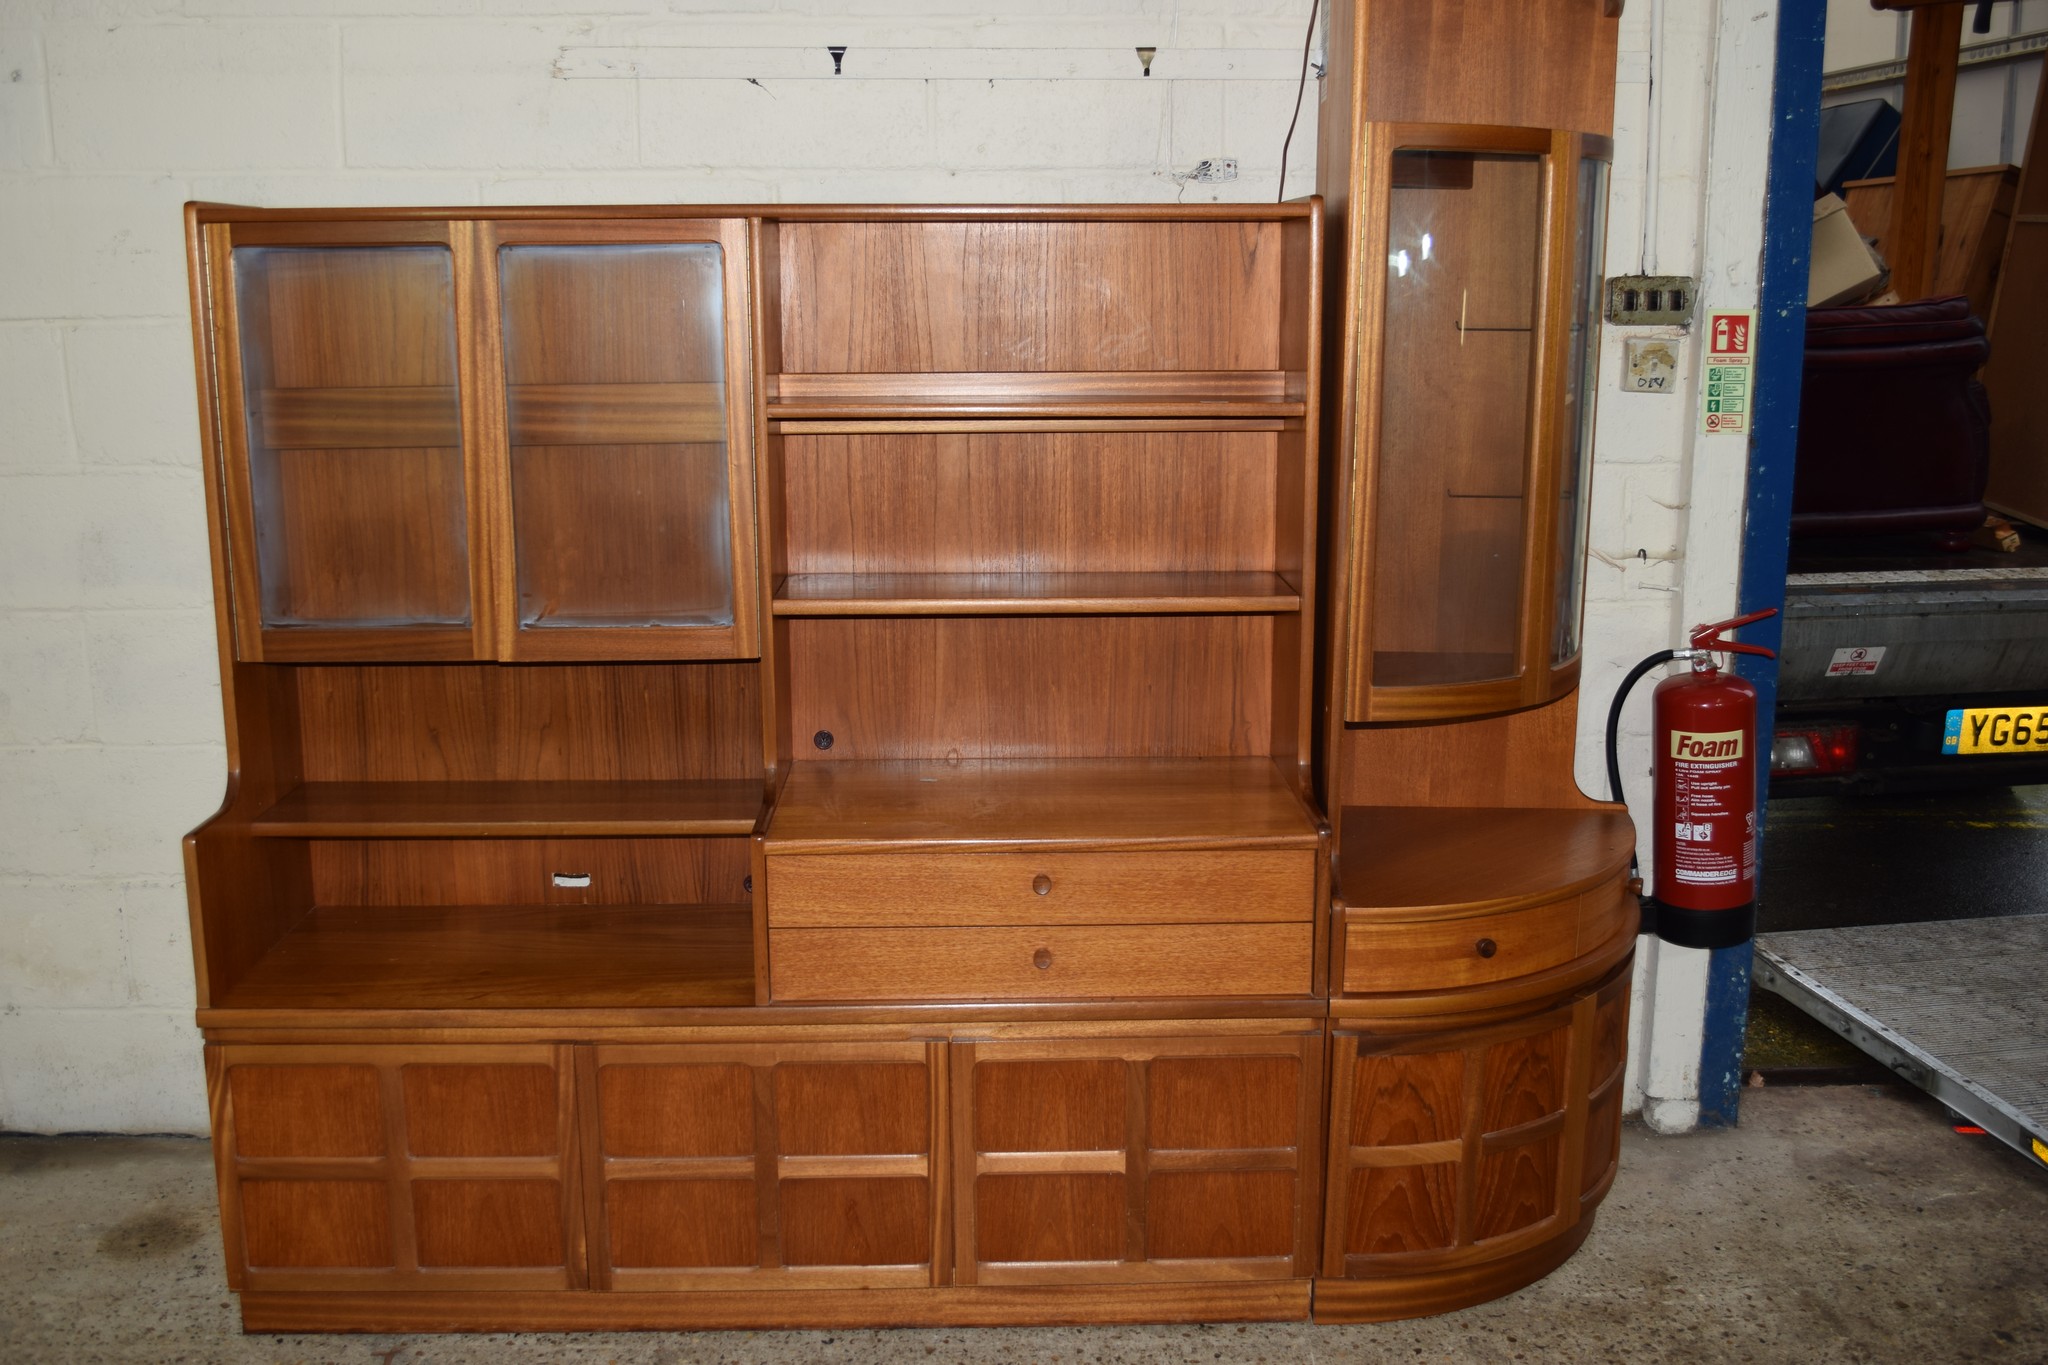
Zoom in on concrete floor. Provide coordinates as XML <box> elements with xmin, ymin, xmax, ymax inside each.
<box><xmin>3</xmin><ymin>1086</ymin><xmax>2044</xmax><ymax>1365</ymax></box>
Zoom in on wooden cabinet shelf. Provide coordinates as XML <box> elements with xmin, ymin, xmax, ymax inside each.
<box><xmin>213</xmin><ymin>903</ymin><xmax>754</xmax><ymax>1010</ymax></box>
<box><xmin>248</xmin><ymin>780</ymin><xmax>763</xmax><ymax>838</ymax></box>
<box><xmin>772</xmin><ymin>572</ymin><xmax>1301</xmax><ymax>617</ymax></box>
<box><xmin>765</xmin><ymin>758</ymin><xmax>1320</xmax><ymax>854</ymax></box>
<box><xmin>1338</xmin><ymin>806</ymin><xmax>1635</xmax><ymax>916</ymax></box>
<box><xmin>766</xmin><ymin>370</ymin><xmax>1304</xmax><ymax>421</ymax></box>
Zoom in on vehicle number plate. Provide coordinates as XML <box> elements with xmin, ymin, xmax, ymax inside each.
<box><xmin>1942</xmin><ymin>706</ymin><xmax>2048</xmax><ymax>755</ymax></box>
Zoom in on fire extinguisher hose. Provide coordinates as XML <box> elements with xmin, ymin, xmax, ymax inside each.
<box><xmin>1605</xmin><ymin>648</ymin><xmax>1677</xmax><ymax>934</ymax></box>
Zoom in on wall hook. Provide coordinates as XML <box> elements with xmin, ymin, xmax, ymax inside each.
<box><xmin>828</xmin><ymin>45</ymin><xmax>847</xmax><ymax>75</ymax></box>
<box><xmin>1136</xmin><ymin>46</ymin><xmax>1157</xmax><ymax>77</ymax></box>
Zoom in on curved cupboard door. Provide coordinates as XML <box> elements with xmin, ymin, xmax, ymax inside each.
<box><xmin>1345</xmin><ymin>128</ymin><xmax>1612</xmax><ymax>723</ymax></box>
<box><xmin>213</xmin><ymin>222</ymin><xmax>487</xmax><ymax>662</ymax></box>
<box><xmin>480</xmin><ymin>220</ymin><xmax>760</xmax><ymax>662</ymax></box>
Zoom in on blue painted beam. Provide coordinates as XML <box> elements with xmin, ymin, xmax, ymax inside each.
<box><xmin>1698</xmin><ymin>0</ymin><xmax>1827</xmax><ymax>1128</ymax></box>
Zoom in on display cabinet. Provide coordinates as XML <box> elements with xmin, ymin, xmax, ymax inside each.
<box><xmin>181</xmin><ymin>4</ymin><xmax>1634</xmax><ymax>1328</ymax></box>
<box><xmin>1344</xmin><ymin>126</ymin><xmax>1611</xmax><ymax>723</ymax></box>
<box><xmin>1311</xmin><ymin>0</ymin><xmax>1634</xmax><ymax>1324</ymax></box>
<box><xmin>206</xmin><ymin>217</ymin><xmax>757</xmax><ymax>664</ymax></box>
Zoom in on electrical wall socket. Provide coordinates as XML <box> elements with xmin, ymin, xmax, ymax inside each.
<box><xmin>1624</xmin><ymin>338</ymin><xmax>1679</xmax><ymax>394</ymax></box>
<box><xmin>1185</xmin><ymin>158</ymin><xmax>1239</xmax><ymax>183</ymax></box>
<box><xmin>1606</xmin><ymin>274</ymin><xmax>1696</xmax><ymax>326</ymax></box>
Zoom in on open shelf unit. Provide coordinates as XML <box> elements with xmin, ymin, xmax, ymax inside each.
<box><xmin>214</xmin><ymin>904</ymin><xmax>755</xmax><ymax>1011</ymax></box>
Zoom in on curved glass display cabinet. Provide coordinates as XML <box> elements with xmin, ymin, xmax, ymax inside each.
<box><xmin>1343</xmin><ymin>125</ymin><xmax>1612</xmax><ymax>723</ymax></box>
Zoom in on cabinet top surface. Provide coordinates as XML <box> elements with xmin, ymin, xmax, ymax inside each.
<box><xmin>190</xmin><ymin>200</ymin><xmax>1321</xmax><ymax>226</ymax></box>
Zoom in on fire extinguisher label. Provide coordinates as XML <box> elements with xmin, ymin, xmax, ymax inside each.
<box><xmin>1669</xmin><ymin>732</ymin><xmax>1745</xmax><ymax>886</ymax></box>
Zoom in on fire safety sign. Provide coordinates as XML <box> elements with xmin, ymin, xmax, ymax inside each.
<box><xmin>1701</xmin><ymin>309</ymin><xmax>1755</xmax><ymax>435</ymax></box>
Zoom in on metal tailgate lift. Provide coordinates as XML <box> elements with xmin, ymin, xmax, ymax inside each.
<box><xmin>1756</xmin><ymin>915</ymin><xmax>2048</xmax><ymax>1171</ymax></box>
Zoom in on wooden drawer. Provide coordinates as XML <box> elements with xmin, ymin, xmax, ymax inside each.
<box><xmin>1342</xmin><ymin>900</ymin><xmax>1579</xmax><ymax>994</ymax></box>
<box><xmin>767</xmin><ymin>849</ymin><xmax>1313</xmax><ymax>927</ymax></box>
<box><xmin>769</xmin><ymin>923</ymin><xmax>1314</xmax><ymax>1001</ymax></box>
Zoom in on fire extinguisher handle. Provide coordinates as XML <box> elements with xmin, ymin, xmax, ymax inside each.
<box><xmin>1688</xmin><ymin>607</ymin><xmax>1779</xmax><ymax>659</ymax></box>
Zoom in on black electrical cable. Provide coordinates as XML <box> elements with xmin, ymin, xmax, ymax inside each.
<box><xmin>1605</xmin><ymin>648</ymin><xmax>1678</xmax><ymax>887</ymax></box>
<box><xmin>1277</xmin><ymin>0</ymin><xmax>1321</xmax><ymax>203</ymax></box>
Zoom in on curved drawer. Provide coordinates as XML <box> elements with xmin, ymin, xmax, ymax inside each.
<box><xmin>1340</xmin><ymin>872</ymin><xmax>1632</xmax><ymax>995</ymax></box>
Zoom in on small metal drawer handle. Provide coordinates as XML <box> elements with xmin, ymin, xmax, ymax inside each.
<box><xmin>1032</xmin><ymin>874</ymin><xmax>1053</xmax><ymax>896</ymax></box>
<box><xmin>1475</xmin><ymin>938</ymin><xmax>1498</xmax><ymax>959</ymax></box>
<box><xmin>1033</xmin><ymin>948</ymin><xmax>1053</xmax><ymax>970</ymax></box>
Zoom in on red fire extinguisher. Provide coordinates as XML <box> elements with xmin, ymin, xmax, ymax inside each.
<box><xmin>1604</xmin><ymin>608</ymin><xmax>1778</xmax><ymax>950</ymax></box>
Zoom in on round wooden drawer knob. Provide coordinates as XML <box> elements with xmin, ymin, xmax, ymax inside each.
<box><xmin>1475</xmin><ymin>938</ymin><xmax>1498</xmax><ymax>959</ymax></box>
<box><xmin>1032</xmin><ymin>874</ymin><xmax>1053</xmax><ymax>896</ymax></box>
<box><xmin>1033</xmin><ymin>948</ymin><xmax>1053</xmax><ymax>970</ymax></box>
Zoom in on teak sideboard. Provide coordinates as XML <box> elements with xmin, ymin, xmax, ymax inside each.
<box><xmin>178</xmin><ymin>2</ymin><xmax>1632</xmax><ymax>1333</ymax></box>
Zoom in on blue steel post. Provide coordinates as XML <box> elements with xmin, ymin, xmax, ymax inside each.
<box><xmin>1697</xmin><ymin>0</ymin><xmax>1826</xmax><ymax>1127</ymax></box>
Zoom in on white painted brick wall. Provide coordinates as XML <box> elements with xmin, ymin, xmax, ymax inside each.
<box><xmin>0</xmin><ymin>0</ymin><xmax>1758</xmax><ymax>1133</ymax></box>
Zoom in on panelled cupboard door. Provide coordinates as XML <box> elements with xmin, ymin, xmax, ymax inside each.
<box><xmin>952</xmin><ymin>1034</ymin><xmax>1323</xmax><ymax>1286</ymax></box>
<box><xmin>584</xmin><ymin>1041</ymin><xmax>942</xmax><ymax>1290</ymax></box>
<box><xmin>1321</xmin><ymin>967</ymin><xmax>1630</xmax><ymax>1279</ymax></box>
<box><xmin>477</xmin><ymin>220</ymin><xmax>761</xmax><ymax>661</ymax></box>
<box><xmin>209</xmin><ymin>221</ymin><xmax>489</xmax><ymax>663</ymax></box>
<box><xmin>207</xmin><ymin>1044</ymin><xmax>584</xmax><ymax>1291</ymax></box>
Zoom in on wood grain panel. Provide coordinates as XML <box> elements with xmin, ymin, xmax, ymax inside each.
<box><xmin>773</xmin><ymin>572</ymin><xmax>1298</xmax><ymax>616</ymax></box>
<box><xmin>974</xmin><ymin>1060</ymin><xmax>1125</xmax><ymax>1154</ymax></box>
<box><xmin>241</xmin><ymin>1180</ymin><xmax>391</xmax><ymax>1268</ymax></box>
<box><xmin>609</xmin><ymin>1180</ymin><xmax>757</xmax><ymax>1269</ymax></box>
<box><xmin>1472</xmin><ymin>1136</ymin><xmax>1560</xmax><ymax>1242</ymax></box>
<box><xmin>1336</xmin><ymin>693</ymin><xmax>1603</xmax><ymax>809</ymax></box>
<box><xmin>1147</xmin><ymin>1171</ymin><xmax>1295</xmax><ymax>1261</ymax></box>
<box><xmin>412</xmin><ymin>1180</ymin><xmax>565</xmax><ymax>1267</ymax></box>
<box><xmin>1358</xmin><ymin>0</ymin><xmax>1620</xmax><ymax>134</ymax></box>
<box><xmin>767</xmin><ymin>850</ymin><xmax>1312</xmax><ymax>928</ymax></box>
<box><xmin>1481</xmin><ymin>1027</ymin><xmax>1569</xmax><ymax>1134</ymax></box>
<box><xmin>510</xmin><ymin>443</ymin><xmax>734</xmax><ymax>628</ymax></box>
<box><xmin>780</xmin><ymin>1178</ymin><xmax>932</xmax><ymax>1267</ymax></box>
<box><xmin>781</xmin><ymin>429</ymin><xmax>1279</xmax><ymax>576</ymax></box>
<box><xmin>1580</xmin><ymin>1091</ymin><xmax>1620</xmax><ymax>1200</ymax></box>
<box><xmin>402</xmin><ymin>1065</ymin><xmax>558</xmax><ymax>1157</ymax></box>
<box><xmin>777</xmin><ymin>221</ymin><xmax>1284</xmax><ymax>374</ymax></box>
<box><xmin>777</xmin><ymin>1063</ymin><xmax>929</xmax><ymax>1155</ymax></box>
<box><xmin>294</xmin><ymin>662</ymin><xmax>760</xmax><ymax>782</ymax></box>
<box><xmin>507</xmin><ymin>382</ymin><xmax>725</xmax><ymax>445</ymax></box>
<box><xmin>229</xmin><ymin>1065</ymin><xmax>384</xmax><ymax>1158</ymax></box>
<box><xmin>772</xmin><ymin>371</ymin><xmax>1290</xmax><ymax>405</ymax></box>
<box><xmin>785</xmin><ymin>616</ymin><xmax>1273</xmax><ymax>760</ymax></box>
<box><xmin>1348</xmin><ymin>1050</ymin><xmax>1465</xmax><ymax>1148</ymax></box>
<box><xmin>973</xmin><ymin>1175</ymin><xmax>1125</xmax><ymax>1264</ymax></box>
<box><xmin>265</xmin><ymin>446</ymin><xmax>470</xmax><ymax>625</ymax></box>
<box><xmin>1343</xmin><ymin>1164</ymin><xmax>1459</xmax><ymax>1257</ymax></box>
<box><xmin>257</xmin><ymin>386</ymin><xmax>459</xmax><ymax>449</ymax></box>
<box><xmin>600</xmin><ymin>1064</ymin><xmax>754</xmax><ymax>1158</ymax></box>
<box><xmin>768</xmin><ymin>923</ymin><xmax>1313</xmax><ymax>1002</ymax></box>
<box><xmin>1148</xmin><ymin>1056</ymin><xmax>1300</xmax><ymax>1150</ymax></box>
<box><xmin>1590</xmin><ymin>980</ymin><xmax>1629</xmax><ymax>1085</ymax></box>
